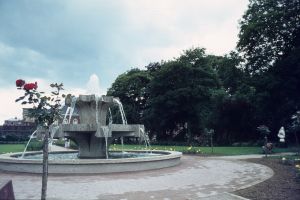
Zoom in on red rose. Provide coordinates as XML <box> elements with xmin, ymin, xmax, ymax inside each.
<box><xmin>23</xmin><ymin>82</ymin><xmax>38</xmax><ymax>90</ymax></box>
<box><xmin>16</xmin><ymin>79</ymin><xmax>25</xmax><ymax>87</ymax></box>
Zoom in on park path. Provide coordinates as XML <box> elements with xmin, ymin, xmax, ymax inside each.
<box><xmin>0</xmin><ymin>155</ymin><xmax>274</xmax><ymax>200</ymax></box>
<box><xmin>217</xmin><ymin>152</ymin><xmax>295</xmax><ymax>160</ymax></box>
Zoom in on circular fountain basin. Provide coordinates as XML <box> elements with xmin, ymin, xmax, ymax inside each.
<box><xmin>0</xmin><ymin>150</ymin><xmax>182</xmax><ymax>174</ymax></box>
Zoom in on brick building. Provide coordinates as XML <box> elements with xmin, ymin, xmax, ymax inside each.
<box><xmin>0</xmin><ymin>106</ymin><xmax>80</xmax><ymax>141</ymax></box>
<box><xmin>0</xmin><ymin>117</ymin><xmax>36</xmax><ymax>140</ymax></box>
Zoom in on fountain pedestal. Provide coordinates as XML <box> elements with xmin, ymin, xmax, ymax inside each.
<box><xmin>54</xmin><ymin>95</ymin><xmax>144</xmax><ymax>158</ymax></box>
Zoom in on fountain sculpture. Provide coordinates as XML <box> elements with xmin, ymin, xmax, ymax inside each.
<box><xmin>55</xmin><ymin>95</ymin><xmax>145</xmax><ymax>159</ymax></box>
<box><xmin>0</xmin><ymin>94</ymin><xmax>182</xmax><ymax>174</ymax></box>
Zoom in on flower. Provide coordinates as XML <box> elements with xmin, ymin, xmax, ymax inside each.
<box><xmin>24</xmin><ymin>82</ymin><xmax>38</xmax><ymax>90</ymax></box>
<box><xmin>282</xmin><ymin>157</ymin><xmax>286</xmax><ymax>161</ymax></box>
<box><xmin>16</xmin><ymin>79</ymin><xmax>25</xmax><ymax>87</ymax></box>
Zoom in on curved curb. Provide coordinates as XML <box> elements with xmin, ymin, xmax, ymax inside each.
<box><xmin>0</xmin><ymin>150</ymin><xmax>182</xmax><ymax>174</ymax></box>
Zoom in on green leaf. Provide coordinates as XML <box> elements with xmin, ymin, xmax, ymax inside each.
<box><xmin>15</xmin><ymin>96</ymin><xmax>25</xmax><ymax>102</ymax></box>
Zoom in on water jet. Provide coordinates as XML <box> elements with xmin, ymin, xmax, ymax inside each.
<box><xmin>0</xmin><ymin>94</ymin><xmax>181</xmax><ymax>174</ymax></box>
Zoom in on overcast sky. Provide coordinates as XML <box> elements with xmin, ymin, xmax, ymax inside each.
<box><xmin>0</xmin><ymin>0</ymin><xmax>249</xmax><ymax>124</ymax></box>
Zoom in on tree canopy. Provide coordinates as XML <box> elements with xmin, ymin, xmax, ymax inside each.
<box><xmin>145</xmin><ymin>51</ymin><xmax>219</xmax><ymax>142</ymax></box>
<box><xmin>107</xmin><ymin>68</ymin><xmax>150</xmax><ymax>124</ymax></box>
<box><xmin>238</xmin><ymin>0</ymin><xmax>300</xmax><ymax>73</ymax></box>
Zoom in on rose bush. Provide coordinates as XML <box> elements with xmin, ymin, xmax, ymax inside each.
<box><xmin>23</xmin><ymin>82</ymin><xmax>38</xmax><ymax>91</ymax></box>
<box><xmin>15</xmin><ymin>79</ymin><xmax>25</xmax><ymax>87</ymax></box>
<box><xmin>15</xmin><ymin>79</ymin><xmax>66</xmax><ymax>200</ymax></box>
<box><xmin>15</xmin><ymin>81</ymin><xmax>64</xmax><ymax>126</ymax></box>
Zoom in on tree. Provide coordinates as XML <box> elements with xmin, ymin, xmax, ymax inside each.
<box><xmin>145</xmin><ymin>48</ymin><xmax>219</xmax><ymax>143</ymax></box>
<box><xmin>236</xmin><ymin>0</ymin><xmax>300</xmax><ymax>144</ymax></box>
<box><xmin>289</xmin><ymin>111</ymin><xmax>300</xmax><ymax>152</ymax></box>
<box><xmin>245</xmin><ymin>41</ymin><xmax>300</xmax><ymax>142</ymax></box>
<box><xmin>215</xmin><ymin>52</ymin><xmax>245</xmax><ymax>94</ymax></box>
<box><xmin>210</xmin><ymin>85</ymin><xmax>257</xmax><ymax>145</ymax></box>
<box><xmin>206</xmin><ymin>52</ymin><xmax>258</xmax><ymax>145</ymax></box>
<box><xmin>237</xmin><ymin>0</ymin><xmax>300</xmax><ymax>73</ymax></box>
<box><xmin>107</xmin><ymin>68</ymin><xmax>150</xmax><ymax>124</ymax></box>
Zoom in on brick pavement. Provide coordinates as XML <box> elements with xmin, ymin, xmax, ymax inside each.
<box><xmin>0</xmin><ymin>155</ymin><xmax>273</xmax><ymax>200</ymax></box>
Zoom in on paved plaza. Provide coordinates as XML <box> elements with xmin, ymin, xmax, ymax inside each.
<box><xmin>0</xmin><ymin>155</ymin><xmax>273</xmax><ymax>200</ymax></box>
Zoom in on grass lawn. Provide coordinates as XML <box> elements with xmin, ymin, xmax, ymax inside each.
<box><xmin>110</xmin><ymin>144</ymin><xmax>297</xmax><ymax>155</ymax></box>
<box><xmin>0</xmin><ymin>143</ymin><xmax>297</xmax><ymax>156</ymax></box>
<box><xmin>0</xmin><ymin>144</ymin><xmax>25</xmax><ymax>154</ymax></box>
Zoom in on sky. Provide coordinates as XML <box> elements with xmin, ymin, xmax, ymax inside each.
<box><xmin>0</xmin><ymin>0</ymin><xmax>249</xmax><ymax>124</ymax></box>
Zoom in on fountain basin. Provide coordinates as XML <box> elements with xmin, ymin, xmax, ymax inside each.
<box><xmin>0</xmin><ymin>150</ymin><xmax>182</xmax><ymax>174</ymax></box>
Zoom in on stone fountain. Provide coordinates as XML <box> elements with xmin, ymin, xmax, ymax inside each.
<box><xmin>0</xmin><ymin>94</ymin><xmax>182</xmax><ymax>174</ymax></box>
<box><xmin>55</xmin><ymin>94</ymin><xmax>145</xmax><ymax>159</ymax></box>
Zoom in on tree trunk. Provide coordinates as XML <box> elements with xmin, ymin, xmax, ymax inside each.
<box><xmin>186</xmin><ymin>122</ymin><xmax>192</xmax><ymax>145</ymax></box>
<box><xmin>294</xmin><ymin>131</ymin><xmax>300</xmax><ymax>154</ymax></box>
<box><xmin>210</xmin><ymin>134</ymin><xmax>214</xmax><ymax>153</ymax></box>
<box><xmin>41</xmin><ymin>131</ymin><xmax>49</xmax><ymax>200</ymax></box>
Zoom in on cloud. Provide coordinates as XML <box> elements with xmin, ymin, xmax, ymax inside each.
<box><xmin>0</xmin><ymin>0</ymin><xmax>248</xmax><ymax>85</ymax></box>
<box><xmin>0</xmin><ymin>87</ymin><xmax>25</xmax><ymax>124</ymax></box>
<box><xmin>0</xmin><ymin>0</ymin><xmax>249</xmax><ymax>123</ymax></box>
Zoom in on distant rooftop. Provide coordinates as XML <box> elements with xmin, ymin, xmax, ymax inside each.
<box><xmin>5</xmin><ymin>117</ymin><xmax>22</xmax><ymax>122</ymax></box>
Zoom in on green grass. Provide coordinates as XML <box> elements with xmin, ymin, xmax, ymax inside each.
<box><xmin>0</xmin><ymin>144</ymin><xmax>25</xmax><ymax>154</ymax></box>
<box><xmin>110</xmin><ymin>144</ymin><xmax>297</xmax><ymax>155</ymax></box>
<box><xmin>0</xmin><ymin>143</ymin><xmax>297</xmax><ymax>156</ymax></box>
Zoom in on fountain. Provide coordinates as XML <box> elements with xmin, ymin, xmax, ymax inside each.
<box><xmin>0</xmin><ymin>94</ymin><xmax>182</xmax><ymax>174</ymax></box>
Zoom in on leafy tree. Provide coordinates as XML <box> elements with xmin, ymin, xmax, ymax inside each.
<box><xmin>212</xmin><ymin>85</ymin><xmax>257</xmax><ymax>145</ymax></box>
<box><xmin>247</xmin><ymin>43</ymin><xmax>300</xmax><ymax>142</ymax></box>
<box><xmin>215</xmin><ymin>52</ymin><xmax>245</xmax><ymax>94</ymax></box>
<box><xmin>205</xmin><ymin>52</ymin><xmax>258</xmax><ymax>145</ymax></box>
<box><xmin>145</xmin><ymin>48</ymin><xmax>219</xmax><ymax>143</ymax></box>
<box><xmin>237</xmin><ymin>0</ymin><xmax>300</xmax><ymax>73</ymax></box>
<box><xmin>177</xmin><ymin>48</ymin><xmax>206</xmax><ymax>65</ymax></box>
<box><xmin>236</xmin><ymin>0</ymin><xmax>300</xmax><ymax>144</ymax></box>
<box><xmin>107</xmin><ymin>68</ymin><xmax>150</xmax><ymax>124</ymax></box>
<box><xmin>145</xmin><ymin>62</ymin><xmax>162</xmax><ymax>75</ymax></box>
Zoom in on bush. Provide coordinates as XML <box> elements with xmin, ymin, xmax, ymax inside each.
<box><xmin>181</xmin><ymin>146</ymin><xmax>201</xmax><ymax>154</ymax></box>
<box><xmin>27</xmin><ymin>140</ymin><xmax>43</xmax><ymax>151</ymax></box>
<box><xmin>54</xmin><ymin>139</ymin><xmax>78</xmax><ymax>149</ymax></box>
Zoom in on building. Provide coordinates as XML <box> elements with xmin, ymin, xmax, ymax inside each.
<box><xmin>0</xmin><ymin>106</ymin><xmax>80</xmax><ymax>141</ymax></box>
<box><xmin>0</xmin><ymin>117</ymin><xmax>36</xmax><ymax>141</ymax></box>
